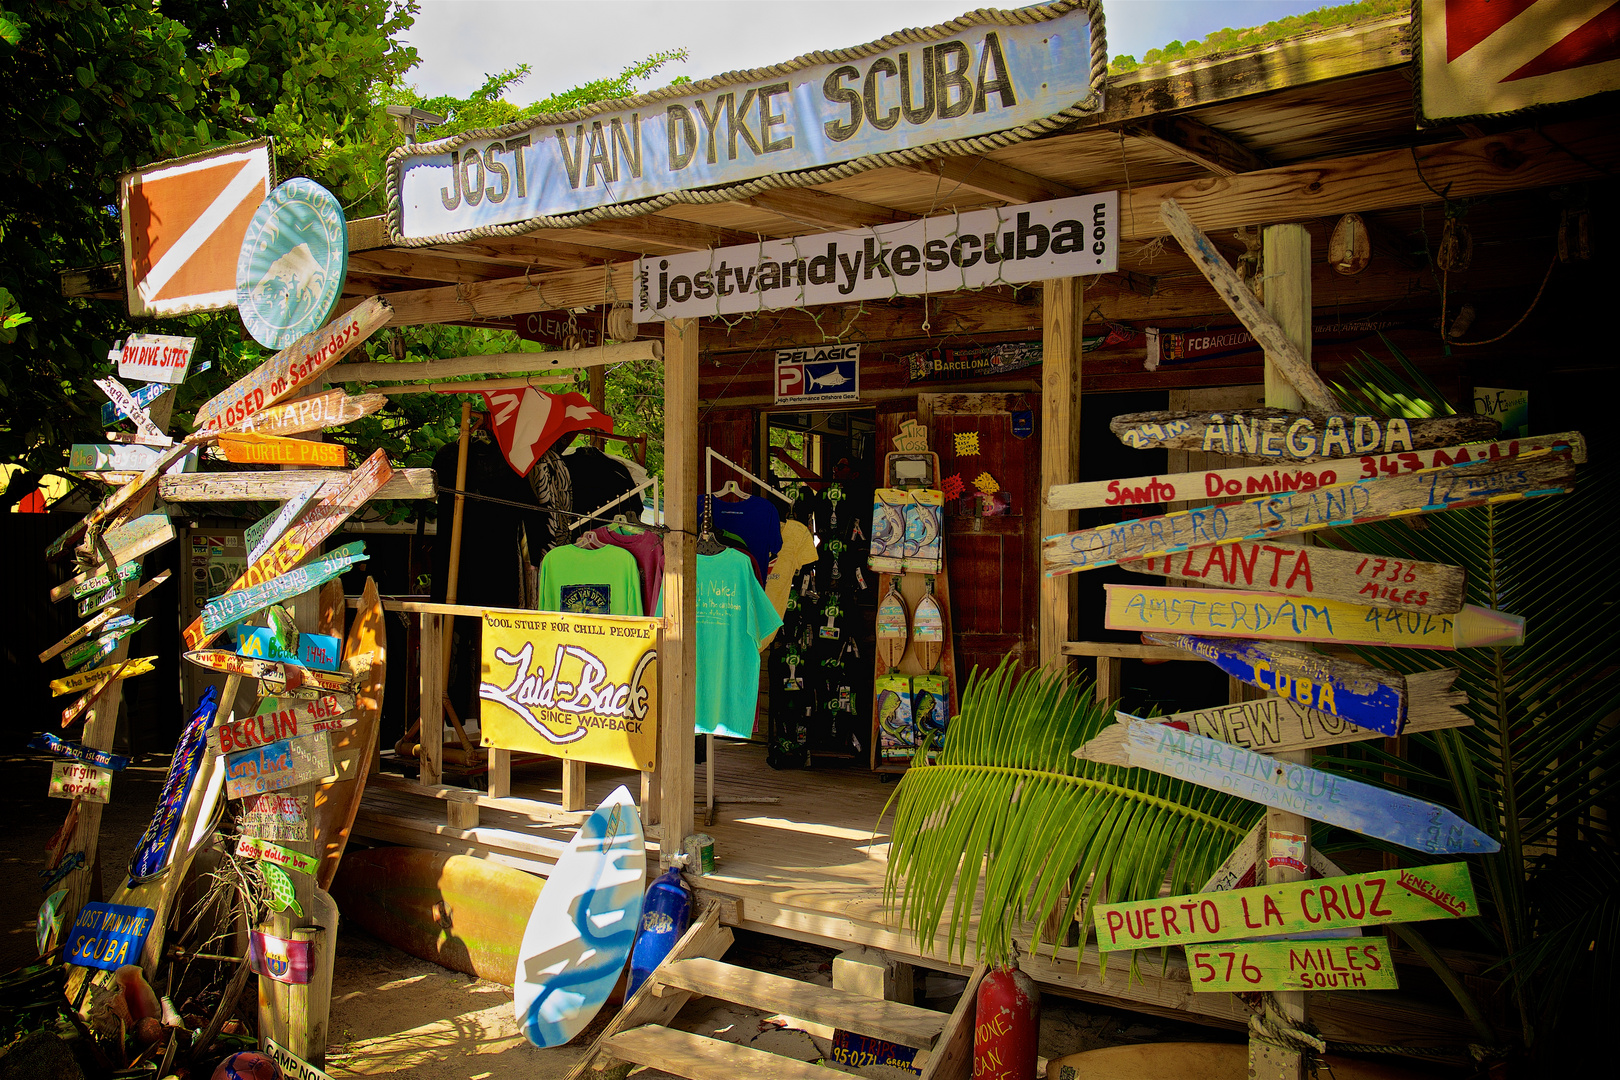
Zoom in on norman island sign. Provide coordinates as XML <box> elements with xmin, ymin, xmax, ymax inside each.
<box><xmin>389</xmin><ymin>1</ymin><xmax>1104</xmax><ymax>241</ymax></box>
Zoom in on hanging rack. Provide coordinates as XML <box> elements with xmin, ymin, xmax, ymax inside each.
<box><xmin>576</xmin><ymin>475</ymin><xmax>658</xmax><ymax>532</ymax></box>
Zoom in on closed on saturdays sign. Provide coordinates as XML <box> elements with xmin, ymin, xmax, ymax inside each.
<box><xmin>479</xmin><ymin>611</ymin><xmax>659</xmax><ymax>770</ymax></box>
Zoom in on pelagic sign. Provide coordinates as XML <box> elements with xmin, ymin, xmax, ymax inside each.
<box><xmin>391</xmin><ymin>2</ymin><xmax>1102</xmax><ymax>239</ymax></box>
<box><xmin>637</xmin><ymin>192</ymin><xmax>1118</xmax><ymax>320</ymax></box>
<box><xmin>776</xmin><ymin>344</ymin><xmax>860</xmax><ymax>404</ymax></box>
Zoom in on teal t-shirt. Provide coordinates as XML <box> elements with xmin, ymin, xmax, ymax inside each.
<box><xmin>538</xmin><ymin>544</ymin><xmax>643</xmax><ymax>615</ymax></box>
<box><xmin>695</xmin><ymin>548</ymin><xmax>782</xmax><ymax>739</ymax></box>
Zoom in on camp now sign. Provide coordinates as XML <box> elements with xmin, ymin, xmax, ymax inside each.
<box><xmin>479</xmin><ymin>610</ymin><xmax>659</xmax><ymax>771</ymax></box>
<box><xmin>391</xmin><ymin>2</ymin><xmax>1101</xmax><ymax>239</ymax></box>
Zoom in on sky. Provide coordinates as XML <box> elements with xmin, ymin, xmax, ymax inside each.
<box><xmin>397</xmin><ymin>0</ymin><xmax>1336</xmax><ymax>102</ymax></box>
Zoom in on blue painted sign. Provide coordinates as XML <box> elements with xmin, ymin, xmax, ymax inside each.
<box><xmin>236</xmin><ymin>179</ymin><xmax>349</xmax><ymax>349</ymax></box>
<box><xmin>234</xmin><ymin>626</ymin><xmax>343</xmax><ymax>672</ymax></box>
<box><xmin>1107</xmin><ymin>716</ymin><xmax>1499</xmax><ymax>855</ymax></box>
<box><xmin>128</xmin><ymin>686</ymin><xmax>219</xmax><ymax>881</ymax></box>
<box><xmin>64</xmin><ymin>901</ymin><xmax>157</xmax><ymax>970</ymax></box>
<box><xmin>99</xmin><ymin>380</ymin><xmax>168</xmax><ymax>427</ymax></box>
<box><xmin>831</xmin><ymin>1031</ymin><xmax>921</xmax><ymax>1075</ymax></box>
<box><xmin>29</xmin><ymin>733</ymin><xmax>130</xmax><ymax>771</ymax></box>
<box><xmin>200</xmin><ymin>541</ymin><xmax>367</xmax><ymax>634</ymax></box>
<box><xmin>776</xmin><ymin>344</ymin><xmax>860</xmax><ymax>405</ymax></box>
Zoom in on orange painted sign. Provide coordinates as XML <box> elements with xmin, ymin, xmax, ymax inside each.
<box><xmin>120</xmin><ymin>140</ymin><xmax>271</xmax><ymax>317</ymax></box>
<box><xmin>218</xmin><ymin>433</ymin><xmax>347</xmax><ymax>467</ymax></box>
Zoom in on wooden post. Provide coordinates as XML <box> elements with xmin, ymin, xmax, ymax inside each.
<box><xmin>1252</xmin><ymin>222</ymin><xmax>1312</xmax><ymax>1080</ymax></box>
<box><xmin>419</xmin><ymin>613</ymin><xmax>444</xmax><ymax>786</ymax></box>
<box><xmin>659</xmin><ymin>319</ymin><xmax>698</xmax><ymax>854</ymax></box>
<box><xmin>440</xmin><ymin>401</ymin><xmax>471</xmax><ymax>756</ymax></box>
<box><xmin>561</xmin><ymin>759</ymin><xmax>588</xmax><ymax>812</ymax></box>
<box><xmin>1040</xmin><ymin>278</ymin><xmax>1082</xmax><ymax>671</ymax></box>
<box><xmin>488</xmin><ymin>747</ymin><xmax>511</xmax><ymax>798</ymax></box>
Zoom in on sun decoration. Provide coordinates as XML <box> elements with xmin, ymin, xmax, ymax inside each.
<box><xmin>953</xmin><ymin>431</ymin><xmax>981</xmax><ymax>457</ymax></box>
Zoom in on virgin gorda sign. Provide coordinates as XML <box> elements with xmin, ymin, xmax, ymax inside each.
<box><xmin>387</xmin><ymin>1</ymin><xmax>1105</xmax><ymax>242</ymax></box>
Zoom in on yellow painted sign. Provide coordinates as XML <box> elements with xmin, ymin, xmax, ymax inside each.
<box><xmin>1187</xmin><ymin>939</ymin><xmax>1398</xmax><ymax>993</ymax></box>
<box><xmin>219</xmin><ymin>432</ymin><xmax>347</xmax><ymax>467</ymax></box>
<box><xmin>478</xmin><ymin>610</ymin><xmax>659</xmax><ymax>770</ymax></box>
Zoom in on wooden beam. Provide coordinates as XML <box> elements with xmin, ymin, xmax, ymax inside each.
<box><xmin>1040</xmin><ymin>278</ymin><xmax>1082</xmax><ymax>671</ymax></box>
<box><xmin>1129</xmin><ymin>116</ymin><xmax>1271</xmax><ymax>176</ymax></box>
<box><xmin>740</xmin><ymin>188</ymin><xmax>911</xmax><ymax>230</ymax></box>
<box><xmin>903</xmin><ymin>155</ymin><xmax>1077</xmax><ymax>204</ymax></box>
<box><xmin>348</xmin><ymin>248</ymin><xmax>529</xmax><ymax>284</ymax></box>
<box><xmin>574</xmin><ymin>215</ymin><xmax>759</xmax><ymax>253</ymax></box>
<box><xmin>329</xmin><ymin>341</ymin><xmax>660</xmax><ymax>382</ymax></box>
<box><xmin>659</xmin><ymin>319</ymin><xmax>699</xmax><ymax>853</ymax></box>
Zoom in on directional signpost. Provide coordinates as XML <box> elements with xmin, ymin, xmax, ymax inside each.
<box><xmin>210</xmin><ymin>695</ymin><xmax>353</xmax><ymax>755</ymax></box>
<box><xmin>116</xmin><ymin>333</ymin><xmax>196</xmax><ymax>385</ymax></box>
<box><xmin>61</xmin><ymin>619</ymin><xmax>150</xmax><ymax>671</ymax></box>
<box><xmin>1185</xmin><ymin>940</ymin><xmax>1399</xmax><ymax>993</ymax></box>
<box><xmin>30</xmin><ymin>733</ymin><xmax>131</xmax><ymax>771</ymax></box>
<box><xmin>246</xmin><ymin>484</ymin><xmax>322</xmax><ymax>563</ymax></box>
<box><xmin>99</xmin><ymin>381</ymin><xmax>169</xmax><ymax>428</ymax></box>
<box><xmin>1089</xmin><ymin>717</ymin><xmax>1499</xmax><ymax>855</ymax></box>
<box><xmin>239</xmin><ymin>794</ymin><xmax>310</xmax><ymax>842</ymax></box>
<box><xmin>95</xmin><ymin>376</ymin><xmax>167</xmax><ymax>440</ymax></box>
<box><xmin>39</xmin><ymin>571</ymin><xmax>170</xmax><ymax>664</ymax></box>
<box><xmin>219</xmin><ymin>388</ymin><xmax>389</xmax><ymax>440</ymax></box>
<box><xmin>235</xmin><ymin>835</ymin><xmax>321</xmax><ymax>877</ymax></box>
<box><xmin>1044</xmin><ymin>448</ymin><xmax>1575</xmax><ymax>575</ymax></box>
<box><xmin>224</xmin><ymin>734</ymin><xmax>334</xmax><ymax>799</ymax></box>
<box><xmin>219</xmin><ymin>432</ymin><xmax>348</xmax><ymax>467</ymax></box>
<box><xmin>1109</xmin><ymin>408</ymin><xmax>1501</xmax><ymax>459</ymax></box>
<box><xmin>1104</xmin><ymin>583</ymin><xmax>1524</xmax><ymax>650</ymax></box>
<box><xmin>200</xmin><ymin>542</ymin><xmax>368</xmax><ymax>635</ymax></box>
<box><xmin>49</xmin><ymin>761</ymin><xmax>114</xmax><ymax>803</ymax></box>
<box><xmin>51</xmin><ymin>657</ymin><xmax>157</xmax><ymax>698</ymax></box>
<box><xmin>235</xmin><ymin>626</ymin><xmax>343</xmax><ymax>671</ymax></box>
<box><xmin>186</xmin><ymin>651</ymin><xmax>359</xmax><ymax>696</ymax></box>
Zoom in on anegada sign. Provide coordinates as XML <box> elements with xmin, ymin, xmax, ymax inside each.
<box><xmin>636</xmin><ymin>191</ymin><xmax>1119</xmax><ymax>320</ymax></box>
<box><xmin>389</xmin><ymin>1</ymin><xmax>1103</xmax><ymax>241</ymax></box>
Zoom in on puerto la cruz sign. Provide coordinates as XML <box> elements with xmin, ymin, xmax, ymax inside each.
<box><xmin>479</xmin><ymin>610</ymin><xmax>659</xmax><ymax>771</ymax></box>
<box><xmin>388</xmin><ymin>1</ymin><xmax>1104</xmax><ymax>242</ymax></box>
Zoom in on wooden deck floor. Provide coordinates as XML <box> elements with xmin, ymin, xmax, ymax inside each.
<box><xmin>353</xmin><ymin>740</ymin><xmax>1475</xmax><ymax>1052</ymax></box>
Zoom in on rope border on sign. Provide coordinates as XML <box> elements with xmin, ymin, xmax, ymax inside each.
<box><xmin>383</xmin><ymin>0</ymin><xmax>1108</xmax><ymax>247</ymax></box>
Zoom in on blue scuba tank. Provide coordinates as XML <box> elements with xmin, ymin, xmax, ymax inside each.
<box><xmin>628</xmin><ymin>863</ymin><xmax>692</xmax><ymax>995</ymax></box>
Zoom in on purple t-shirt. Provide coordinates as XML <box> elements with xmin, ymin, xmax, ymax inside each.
<box><xmin>597</xmin><ymin>527</ymin><xmax>664</xmax><ymax>616</ymax></box>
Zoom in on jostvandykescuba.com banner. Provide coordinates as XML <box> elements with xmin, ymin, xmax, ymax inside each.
<box><xmin>636</xmin><ymin>191</ymin><xmax>1119</xmax><ymax>320</ymax></box>
<box><xmin>390</xmin><ymin>2</ymin><xmax>1102</xmax><ymax>239</ymax></box>
<box><xmin>478</xmin><ymin>611</ymin><xmax>659</xmax><ymax>771</ymax></box>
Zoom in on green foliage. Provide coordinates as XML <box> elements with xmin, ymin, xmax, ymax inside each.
<box><xmin>1108</xmin><ymin>0</ymin><xmax>1405</xmax><ymax>73</ymax></box>
<box><xmin>881</xmin><ymin>660</ymin><xmax>1263</xmax><ymax>965</ymax></box>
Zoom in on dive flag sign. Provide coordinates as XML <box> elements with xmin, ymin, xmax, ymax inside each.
<box><xmin>776</xmin><ymin>344</ymin><xmax>860</xmax><ymax>405</ymax></box>
<box><xmin>64</xmin><ymin>902</ymin><xmax>157</xmax><ymax>971</ymax></box>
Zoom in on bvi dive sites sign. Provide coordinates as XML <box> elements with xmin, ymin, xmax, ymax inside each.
<box><xmin>479</xmin><ymin>611</ymin><xmax>659</xmax><ymax>770</ymax></box>
<box><xmin>389</xmin><ymin>2</ymin><xmax>1104</xmax><ymax>241</ymax></box>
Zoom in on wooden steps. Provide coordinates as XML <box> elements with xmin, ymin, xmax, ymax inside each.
<box><xmin>605</xmin><ymin>1025</ymin><xmax>830</xmax><ymax>1080</ymax></box>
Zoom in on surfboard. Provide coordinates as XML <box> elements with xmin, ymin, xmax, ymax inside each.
<box><xmin>515</xmin><ymin>785</ymin><xmax>645</xmax><ymax>1048</ymax></box>
<box><xmin>312</xmin><ymin>577</ymin><xmax>385</xmax><ymax>890</ymax></box>
<box><xmin>330</xmin><ymin>848</ymin><xmax>542</xmax><ymax>984</ymax></box>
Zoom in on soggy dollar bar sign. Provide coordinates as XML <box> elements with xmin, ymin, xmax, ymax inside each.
<box><xmin>389</xmin><ymin>2</ymin><xmax>1104</xmax><ymax>240</ymax></box>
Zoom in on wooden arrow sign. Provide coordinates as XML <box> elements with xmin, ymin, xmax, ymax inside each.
<box><xmin>1185</xmin><ymin>940</ymin><xmax>1398</xmax><ymax>993</ymax></box>
<box><xmin>95</xmin><ymin>376</ymin><xmax>166</xmax><ymax>440</ymax></box>
<box><xmin>185</xmin><ymin>650</ymin><xmax>359</xmax><ymax>695</ymax></box>
<box><xmin>66</xmin><ymin>561</ymin><xmax>141</xmax><ymax>601</ymax></box>
<box><xmin>50</xmin><ymin>513</ymin><xmax>175</xmax><ymax>603</ymax></box>
<box><xmin>59</xmin><ymin>658</ymin><xmax>141</xmax><ymax>728</ymax></box>
<box><xmin>1045</xmin><ymin>430</ymin><xmax>1589</xmax><ymax>511</ymax></box>
<box><xmin>99</xmin><ymin>381</ymin><xmax>168</xmax><ymax>427</ymax></box>
<box><xmin>1099</xmin><ymin>717</ymin><xmax>1499</xmax><ymax>855</ymax></box>
<box><xmin>62</xmin><ymin>619</ymin><xmax>150</xmax><ymax>671</ymax></box>
<box><xmin>224</xmin><ymin>733</ymin><xmax>334</xmax><ymax>800</ymax></box>
<box><xmin>1143</xmin><ymin>633</ymin><xmax>1409</xmax><ymax>735</ymax></box>
<box><xmin>1044</xmin><ymin>447</ymin><xmax>1574</xmax><ymax>576</ymax></box>
<box><xmin>51</xmin><ymin>656</ymin><xmax>157</xmax><ymax>697</ymax></box>
<box><xmin>1121</xmin><ymin>540</ymin><xmax>1468</xmax><ymax>614</ymax></box>
<box><xmin>1077</xmin><ymin>673</ymin><xmax>1470</xmax><ymax>760</ymax></box>
<box><xmin>234</xmin><ymin>626</ymin><xmax>343</xmax><ymax>671</ymax></box>
<box><xmin>218</xmin><ymin>432</ymin><xmax>348</xmax><ymax>467</ymax></box>
<box><xmin>1095</xmin><ymin>861</ymin><xmax>1477</xmax><ymax>952</ymax></box>
<box><xmin>209</xmin><ymin>695</ymin><xmax>353</xmax><ymax>754</ymax></box>
<box><xmin>200</xmin><ymin>542</ymin><xmax>368</xmax><ymax>635</ymax></box>
<box><xmin>193</xmin><ymin>296</ymin><xmax>391</xmax><ymax>432</ymax></box>
<box><xmin>182</xmin><ymin>449</ymin><xmax>391</xmax><ymax>649</ymax></box>
<box><xmin>30</xmin><ymin>733</ymin><xmax>130</xmax><ymax>771</ymax></box>
<box><xmin>234</xmin><ymin>835</ymin><xmax>320</xmax><ymax>876</ymax></box>
<box><xmin>1104</xmin><ymin>583</ymin><xmax>1525</xmax><ymax>650</ymax></box>
<box><xmin>38</xmin><ymin>571</ymin><xmax>170</xmax><ymax>663</ymax></box>
<box><xmin>1109</xmin><ymin>408</ymin><xmax>1500</xmax><ymax>460</ymax></box>
<box><xmin>221</xmin><ymin>388</ymin><xmax>388</xmax><ymax>439</ymax></box>
<box><xmin>68</xmin><ymin>443</ymin><xmax>197</xmax><ymax>475</ymax></box>
<box><xmin>47</xmin><ymin>436</ymin><xmax>200</xmax><ymax>558</ymax></box>
<box><xmin>244</xmin><ymin>484</ymin><xmax>322</xmax><ymax>563</ymax></box>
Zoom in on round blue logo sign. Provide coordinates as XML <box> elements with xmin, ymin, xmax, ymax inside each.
<box><xmin>236</xmin><ymin>178</ymin><xmax>348</xmax><ymax>349</ymax></box>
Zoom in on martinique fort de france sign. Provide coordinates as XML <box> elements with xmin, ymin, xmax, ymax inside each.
<box><xmin>389</xmin><ymin>1</ymin><xmax>1104</xmax><ymax>241</ymax></box>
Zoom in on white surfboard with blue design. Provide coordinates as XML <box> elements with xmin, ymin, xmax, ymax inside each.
<box><xmin>514</xmin><ymin>785</ymin><xmax>646</xmax><ymax>1047</ymax></box>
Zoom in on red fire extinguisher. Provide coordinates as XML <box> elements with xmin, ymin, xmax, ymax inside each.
<box><xmin>973</xmin><ymin>958</ymin><xmax>1040</xmax><ymax>1079</ymax></box>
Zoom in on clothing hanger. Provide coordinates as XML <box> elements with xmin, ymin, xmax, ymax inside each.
<box><xmin>716</xmin><ymin>478</ymin><xmax>747</xmax><ymax>500</ymax></box>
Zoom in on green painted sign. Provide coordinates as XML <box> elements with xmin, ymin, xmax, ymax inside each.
<box><xmin>1094</xmin><ymin>862</ymin><xmax>1477</xmax><ymax>953</ymax></box>
<box><xmin>1187</xmin><ymin>939</ymin><xmax>1399</xmax><ymax>993</ymax></box>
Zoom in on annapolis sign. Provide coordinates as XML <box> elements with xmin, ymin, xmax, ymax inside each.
<box><xmin>389</xmin><ymin>1</ymin><xmax>1104</xmax><ymax>240</ymax></box>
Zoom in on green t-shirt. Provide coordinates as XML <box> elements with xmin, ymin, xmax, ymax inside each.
<box><xmin>538</xmin><ymin>544</ymin><xmax>644</xmax><ymax>616</ymax></box>
<box><xmin>695</xmin><ymin>548</ymin><xmax>782</xmax><ymax>739</ymax></box>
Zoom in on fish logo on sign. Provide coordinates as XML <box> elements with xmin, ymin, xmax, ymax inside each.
<box><xmin>775</xmin><ymin>344</ymin><xmax>860</xmax><ymax>404</ymax></box>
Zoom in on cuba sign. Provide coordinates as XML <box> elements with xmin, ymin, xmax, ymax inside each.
<box><xmin>479</xmin><ymin>610</ymin><xmax>660</xmax><ymax>771</ymax></box>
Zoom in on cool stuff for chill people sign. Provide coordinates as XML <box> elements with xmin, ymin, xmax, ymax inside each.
<box><xmin>479</xmin><ymin>610</ymin><xmax>659</xmax><ymax>770</ymax></box>
<box><xmin>636</xmin><ymin>192</ymin><xmax>1118</xmax><ymax>320</ymax></box>
<box><xmin>390</xmin><ymin>3</ymin><xmax>1102</xmax><ymax>239</ymax></box>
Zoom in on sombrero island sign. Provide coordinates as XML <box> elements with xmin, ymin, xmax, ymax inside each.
<box><xmin>388</xmin><ymin>0</ymin><xmax>1105</xmax><ymax>242</ymax></box>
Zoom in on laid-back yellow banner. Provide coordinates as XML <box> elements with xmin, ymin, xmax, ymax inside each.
<box><xmin>478</xmin><ymin>610</ymin><xmax>659</xmax><ymax>770</ymax></box>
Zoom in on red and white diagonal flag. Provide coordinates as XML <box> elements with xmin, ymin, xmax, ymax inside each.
<box><xmin>1422</xmin><ymin>0</ymin><xmax>1620</xmax><ymax>121</ymax></box>
<box><xmin>120</xmin><ymin>139</ymin><xmax>271</xmax><ymax>317</ymax></box>
<box><xmin>476</xmin><ymin>388</ymin><xmax>614</xmax><ymax>475</ymax></box>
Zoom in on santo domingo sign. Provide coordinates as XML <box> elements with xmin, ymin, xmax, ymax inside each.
<box><xmin>389</xmin><ymin>1</ymin><xmax>1104</xmax><ymax>240</ymax></box>
<box><xmin>479</xmin><ymin>611</ymin><xmax>659</xmax><ymax>770</ymax></box>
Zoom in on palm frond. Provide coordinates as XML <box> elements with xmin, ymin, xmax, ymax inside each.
<box><xmin>880</xmin><ymin>660</ymin><xmax>1263</xmax><ymax>966</ymax></box>
<box><xmin>1330</xmin><ymin>334</ymin><xmax>1458</xmax><ymax>419</ymax></box>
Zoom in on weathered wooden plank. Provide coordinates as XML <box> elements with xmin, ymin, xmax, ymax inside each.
<box><xmin>53</xmin><ymin>436</ymin><xmax>202</xmax><ymax>557</ymax></box>
<box><xmin>1045</xmin><ymin>429</ymin><xmax>1590</xmax><ymax>510</ymax></box>
<box><xmin>185</xmin><ymin>651</ymin><xmax>360</xmax><ymax>695</ymax></box>
<box><xmin>67</xmin><ymin>444</ymin><xmax>197</xmax><ymax>474</ymax></box>
<box><xmin>1105</xmin><ymin>583</ymin><xmax>1523</xmax><ymax>650</ymax></box>
<box><xmin>1110</xmin><ymin>408</ymin><xmax>1503</xmax><ymax>460</ymax></box>
<box><xmin>1043</xmin><ymin>448</ymin><xmax>1575</xmax><ymax>575</ymax></box>
<box><xmin>245</xmin><ymin>484</ymin><xmax>323</xmax><ymax>564</ymax></box>
<box><xmin>223</xmin><ymin>388</ymin><xmax>389</xmax><ymax>439</ymax></box>
<box><xmin>329</xmin><ymin>341</ymin><xmax>660</xmax><ymax>383</ymax></box>
<box><xmin>50</xmin><ymin>514</ymin><xmax>176</xmax><ymax>601</ymax></box>
<box><xmin>201</xmin><ymin>543</ymin><xmax>368</xmax><ymax>635</ymax></box>
<box><xmin>99</xmin><ymin>381</ymin><xmax>169</xmax><ymax>427</ymax></box>
<box><xmin>1186</xmin><ymin>940</ymin><xmax>1398</xmax><ymax>993</ymax></box>
<box><xmin>1144</xmin><ymin>633</ymin><xmax>1408</xmax><ymax>736</ymax></box>
<box><xmin>1078</xmin><ymin>671</ymin><xmax>1469</xmax><ymax>761</ymax></box>
<box><xmin>1156</xmin><ymin>199</ymin><xmax>1336</xmax><ymax>409</ymax></box>
<box><xmin>1099</xmin><ymin>718</ymin><xmax>1499</xmax><ymax>855</ymax></box>
<box><xmin>95</xmin><ymin>376</ymin><xmax>166</xmax><ymax>440</ymax></box>
<box><xmin>38</xmin><ymin>571</ymin><xmax>170</xmax><ymax>663</ymax></box>
<box><xmin>64</xmin><ymin>560</ymin><xmax>140</xmax><ymax>602</ymax></box>
<box><xmin>234</xmin><ymin>626</ymin><xmax>344</xmax><ymax>672</ymax></box>
<box><xmin>193</xmin><ymin>297</ymin><xmax>392</xmax><ymax>432</ymax></box>
<box><xmin>224</xmin><ymin>734</ymin><xmax>334</xmax><ymax>800</ymax></box>
<box><xmin>58</xmin><ymin>658</ymin><xmax>140</xmax><ymax>728</ymax></box>
<box><xmin>62</xmin><ymin>619</ymin><xmax>148</xmax><ymax>671</ymax></box>
<box><xmin>219</xmin><ymin>432</ymin><xmax>348</xmax><ymax>467</ymax></box>
<box><xmin>1121</xmin><ymin>539</ymin><xmax>1468</xmax><ymax>614</ymax></box>
<box><xmin>1094</xmin><ymin>862</ymin><xmax>1477</xmax><ymax>952</ymax></box>
<box><xmin>209</xmin><ymin>696</ymin><xmax>353</xmax><ymax>755</ymax></box>
<box><xmin>159</xmin><ymin>468</ymin><xmax>434</xmax><ymax>504</ymax></box>
<box><xmin>51</xmin><ymin>656</ymin><xmax>157</xmax><ymax>697</ymax></box>
<box><xmin>77</xmin><ymin>576</ymin><xmax>146</xmax><ymax>618</ymax></box>
<box><xmin>29</xmin><ymin>733</ymin><xmax>130</xmax><ymax>771</ymax></box>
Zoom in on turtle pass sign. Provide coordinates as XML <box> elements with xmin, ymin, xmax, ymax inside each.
<box><xmin>776</xmin><ymin>344</ymin><xmax>860</xmax><ymax>405</ymax></box>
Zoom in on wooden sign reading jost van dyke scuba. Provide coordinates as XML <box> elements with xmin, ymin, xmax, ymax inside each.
<box><xmin>1093</xmin><ymin>862</ymin><xmax>1477</xmax><ymax>952</ymax></box>
<box><xmin>391</xmin><ymin>2</ymin><xmax>1102</xmax><ymax>240</ymax></box>
<box><xmin>1043</xmin><ymin>447</ymin><xmax>1575</xmax><ymax>576</ymax></box>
